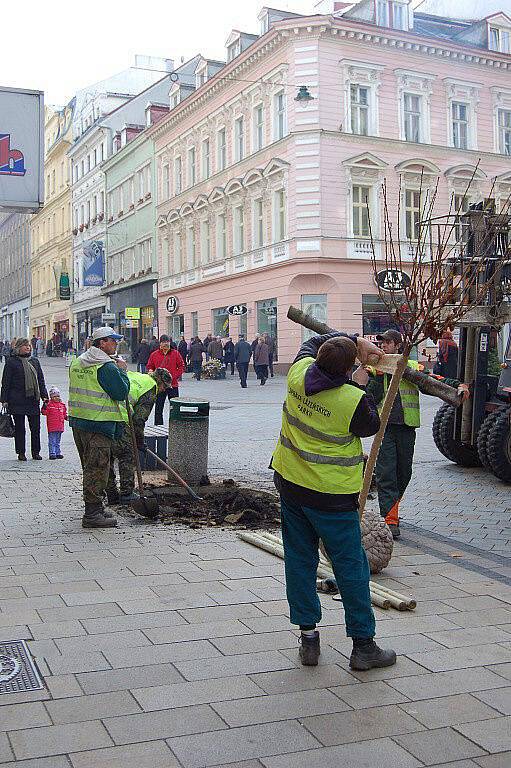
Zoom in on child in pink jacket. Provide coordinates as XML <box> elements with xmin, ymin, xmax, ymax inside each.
<box><xmin>41</xmin><ymin>386</ymin><xmax>67</xmax><ymax>459</ymax></box>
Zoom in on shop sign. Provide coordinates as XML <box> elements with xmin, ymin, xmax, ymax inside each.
<box><xmin>83</xmin><ymin>241</ymin><xmax>105</xmax><ymax>286</ymax></box>
<box><xmin>376</xmin><ymin>269</ymin><xmax>411</xmax><ymax>292</ymax></box>
<box><xmin>101</xmin><ymin>313</ymin><xmax>115</xmax><ymax>322</ymax></box>
<box><xmin>59</xmin><ymin>272</ymin><xmax>70</xmax><ymax>300</ymax></box>
<box><xmin>166</xmin><ymin>295</ymin><xmax>179</xmax><ymax>314</ymax></box>
<box><xmin>228</xmin><ymin>304</ymin><xmax>247</xmax><ymax>316</ymax></box>
<box><xmin>264</xmin><ymin>306</ymin><xmax>277</xmax><ymax>317</ymax></box>
<box><xmin>125</xmin><ymin>307</ymin><xmax>141</xmax><ymax>320</ymax></box>
<box><xmin>125</xmin><ymin>318</ymin><xmax>139</xmax><ymax>329</ymax></box>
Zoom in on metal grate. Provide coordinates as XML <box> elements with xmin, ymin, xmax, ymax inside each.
<box><xmin>0</xmin><ymin>640</ymin><xmax>44</xmax><ymax>695</ymax></box>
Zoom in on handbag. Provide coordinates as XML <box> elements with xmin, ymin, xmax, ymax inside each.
<box><xmin>0</xmin><ymin>406</ymin><xmax>15</xmax><ymax>438</ymax></box>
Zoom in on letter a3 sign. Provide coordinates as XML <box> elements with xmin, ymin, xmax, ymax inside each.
<box><xmin>0</xmin><ymin>86</ymin><xmax>44</xmax><ymax>213</ymax></box>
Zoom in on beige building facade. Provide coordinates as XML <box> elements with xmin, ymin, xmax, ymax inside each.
<box><xmin>30</xmin><ymin>103</ymin><xmax>74</xmax><ymax>342</ymax></box>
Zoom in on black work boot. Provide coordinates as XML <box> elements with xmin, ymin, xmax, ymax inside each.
<box><xmin>82</xmin><ymin>504</ymin><xmax>117</xmax><ymax>529</ymax></box>
<box><xmin>388</xmin><ymin>524</ymin><xmax>401</xmax><ymax>539</ymax></box>
<box><xmin>350</xmin><ymin>638</ymin><xmax>396</xmax><ymax>671</ymax></box>
<box><xmin>106</xmin><ymin>490</ymin><xmax>120</xmax><ymax>505</ymax></box>
<box><xmin>299</xmin><ymin>631</ymin><xmax>320</xmax><ymax>666</ymax></box>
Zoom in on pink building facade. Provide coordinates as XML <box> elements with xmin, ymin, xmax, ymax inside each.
<box><xmin>151</xmin><ymin>2</ymin><xmax>511</xmax><ymax>367</ymax></box>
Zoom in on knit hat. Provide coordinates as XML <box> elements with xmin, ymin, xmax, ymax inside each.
<box><xmin>49</xmin><ymin>387</ymin><xmax>61</xmax><ymax>397</ymax></box>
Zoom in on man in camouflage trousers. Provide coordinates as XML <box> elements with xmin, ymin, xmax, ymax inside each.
<box><xmin>106</xmin><ymin>368</ymin><xmax>173</xmax><ymax>505</ymax></box>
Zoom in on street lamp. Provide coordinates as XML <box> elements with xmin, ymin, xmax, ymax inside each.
<box><xmin>294</xmin><ymin>85</ymin><xmax>314</xmax><ymax>105</ymax></box>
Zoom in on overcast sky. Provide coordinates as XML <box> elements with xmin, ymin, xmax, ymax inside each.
<box><xmin>1</xmin><ymin>0</ymin><xmax>316</xmax><ymax>105</ymax></box>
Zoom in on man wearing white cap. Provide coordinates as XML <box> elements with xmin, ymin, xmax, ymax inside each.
<box><xmin>68</xmin><ymin>327</ymin><xmax>130</xmax><ymax>528</ymax></box>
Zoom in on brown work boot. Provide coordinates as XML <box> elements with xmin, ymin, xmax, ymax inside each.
<box><xmin>299</xmin><ymin>631</ymin><xmax>320</xmax><ymax>666</ymax></box>
<box><xmin>82</xmin><ymin>504</ymin><xmax>117</xmax><ymax>529</ymax></box>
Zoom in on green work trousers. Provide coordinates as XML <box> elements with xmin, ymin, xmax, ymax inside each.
<box><xmin>72</xmin><ymin>428</ymin><xmax>112</xmax><ymax>507</ymax></box>
<box><xmin>375</xmin><ymin>424</ymin><xmax>416</xmax><ymax>518</ymax></box>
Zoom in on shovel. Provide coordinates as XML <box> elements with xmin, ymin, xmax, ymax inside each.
<box><xmin>144</xmin><ymin>447</ymin><xmax>204</xmax><ymax>502</ymax></box>
<box><xmin>125</xmin><ymin>399</ymin><xmax>160</xmax><ymax>519</ymax></box>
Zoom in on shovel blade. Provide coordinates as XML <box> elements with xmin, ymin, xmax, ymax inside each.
<box><xmin>131</xmin><ymin>496</ymin><xmax>159</xmax><ymax>519</ymax></box>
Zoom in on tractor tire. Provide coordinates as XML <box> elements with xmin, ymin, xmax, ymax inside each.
<box><xmin>439</xmin><ymin>406</ymin><xmax>481</xmax><ymax>468</ymax></box>
<box><xmin>487</xmin><ymin>408</ymin><xmax>511</xmax><ymax>483</ymax></box>
<box><xmin>432</xmin><ymin>403</ymin><xmax>453</xmax><ymax>460</ymax></box>
<box><xmin>477</xmin><ymin>409</ymin><xmax>505</xmax><ymax>469</ymax></box>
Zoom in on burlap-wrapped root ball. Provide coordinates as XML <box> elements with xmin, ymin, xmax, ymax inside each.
<box><xmin>361</xmin><ymin>507</ymin><xmax>394</xmax><ymax>574</ymax></box>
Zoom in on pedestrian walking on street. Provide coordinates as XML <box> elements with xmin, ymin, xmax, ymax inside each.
<box><xmin>223</xmin><ymin>337</ymin><xmax>235</xmax><ymax>375</ymax></box>
<box><xmin>1</xmin><ymin>337</ymin><xmax>48</xmax><ymax>461</ymax></box>
<box><xmin>178</xmin><ymin>334</ymin><xmax>189</xmax><ymax>369</ymax></box>
<box><xmin>251</xmin><ymin>335</ymin><xmax>259</xmax><ymax>373</ymax></box>
<box><xmin>69</xmin><ymin>327</ymin><xmax>130</xmax><ymax>528</ymax></box>
<box><xmin>146</xmin><ymin>335</ymin><xmax>185</xmax><ymax>425</ymax></box>
<box><xmin>135</xmin><ymin>338</ymin><xmax>151</xmax><ymax>373</ymax></box>
<box><xmin>107</xmin><ymin>368</ymin><xmax>173</xmax><ymax>504</ymax></box>
<box><xmin>264</xmin><ymin>333</ymin><xmax>276</xmax><ymax>377</ymax></box>
<box><xmin>234</xmin><ymin>333</ymin><xmax>252</xmax><ymax>388</ymax></box>
<box><xmin>433</xmin><ymin>329</ymin><xmax>458</xmax><ymax>379</ymax></box>
<box><xmin>208</xmin><ymin>336</ymin><xmax>224</xmax><ymax>362</ymax></box>
<box><xmin>36</xmin><ymin>338</ymin><xmax>44</xmax><ymax>358</ymax></box>
<box><xmin>31</xmin><ymin>335</ymin><xmax>38</xmax><ymax>357</ymax></box>
<box><xmin>271</xmin><ymin>331</ymin><xmax>397</xmax><ymax>671</ymax></box>
<box><xmin>254</xmin><ymin>336</ymin><xmax>270</xmax><ymax>385</ymax></box>
<box><xmin>203</xmin><ymin>333</ymin><xmax>213</xmax><ymax>361</ymax></box>
<box><xmin>189</xmin><ymin>337</ymin><xmax>205</xmax><ymax>380</ymax></box>
<box><xmin>42</xmin><ymin>386</ymin><xmax>67</xmax><ymax>459</ymax></box>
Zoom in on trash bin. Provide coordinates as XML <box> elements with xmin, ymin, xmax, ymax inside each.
<box><xmin>168</xmin><ymin>398</ymin><xmax>210</xmax><ymax>486</ymax></box>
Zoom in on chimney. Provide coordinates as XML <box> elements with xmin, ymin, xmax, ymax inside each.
<box><xmin>121</xmin><ymin>124</ymin><xmax>144</xmax><ymax>146</ymax></box>
<box><xmin>145</xmin><ymin>103</ymin><xmax>170</xmax><ymax>127</ymax></box>
<box><xmin>113</xmin><ymin>132</ymin><xmax>122</xmax><ymax>152</ymax></box>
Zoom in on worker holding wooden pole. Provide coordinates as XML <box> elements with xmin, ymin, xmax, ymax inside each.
<box><xmin>271</xmin><ymin>330</ymin><xmax>397</xmax><ymax>671</ymax></box>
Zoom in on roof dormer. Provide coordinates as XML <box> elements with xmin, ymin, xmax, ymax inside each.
<box><xmin>375</xmin><ymin>0</ymin><xmax>412</xmax><ymax>32</ymax></box>
<box><xmin>487</xmin><ymin>13</ymin><xmax>511</xmax><ymax>54</ymax></box>
<box><xmin>225</xmin><ymin>30</ymin><xmax>258</xmax><ymax>63</ymax></box>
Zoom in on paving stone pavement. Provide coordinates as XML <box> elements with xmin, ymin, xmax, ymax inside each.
<box><xmin>0</xmin><ymin>356</ymin><xmax>510</xmax><ymax>765</ymax></box>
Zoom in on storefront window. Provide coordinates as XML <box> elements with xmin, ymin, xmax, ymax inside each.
<box><xmin>141</xmin><ymin>306</ymin><xmax>154</xmax><ymax>340</ymax></box>
<box><xmin>167</xmin><ymin>314</ymin><xmax>184</xmax><ymax>340</ymax></box>
<box><xmin>362</xmin><ymin>294</ymin><xmax>402</xmax><ymax>340</ymax></box>
<box><xmin>301</xmin><ymin>294</ymin><xmax>327</xmax><ymax>340</ymax></box>
<box><xmin>191</xmin><ymin>311</ymin><xmax>198</xmax><ymax>338</ymax></box>
<box><xmin>240</xmin><ymin>310</ymin><xmax>247</xmax><ymax>339</ymax></box>
<box><xmin>212</xmin><ymin>306</ymin><xmax>229</xmax><ymax>337</ymax></box>
<box><xmin>257</xmin><ymin>298</ymin><xmax>277</xmax><ymax>357</ymax></box>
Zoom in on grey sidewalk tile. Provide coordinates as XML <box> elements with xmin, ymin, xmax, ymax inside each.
<box><xmin>455</xmin><ymin>716</ymin><xmax>511</xmax><ymax>752</ymax></box>
<box><xmin>173</xmin><ymin>650</ymin><xmax>295</xmax><ymax>681</ymax></box>
<box><xmin>102</xmin><ymin>704</ymin><xmax>227</xmax><ymax>745</ymax></box>
<box><xmin>103</xmin><ymin>639</ymin><xmax>221</xmax><ymax>668</ymax></box>
<box><xmin>235</xmin><ymin>616</ymin><xmax>293</xmax><ymax>634</ymax></box>
<box><xmin>0</xmin><ymin>758</ymin><xmax>70</xmax><ymax>768</ymax></box>
<box><xmin>399</xmin><ymin>693</ymin><xmax>504</xmax><ymax>728</ymax></box>
<box><xmin>29</xmin><ymin>619</ymin><xmax>86</xmax><ymax>640</ymax></box>
<box><xmin>38</xmin><ymin>602</ymin><xmax>124</xmax><ymax>622</ymax></box>
<box><xmin>23</xmin><ymin>579</ymin><xmax>101</xmax><ymax>596</ymax></box>
<box><xmin>211</xmin><ymin>688</ymin><xmax>351</xmax><ymax>726</ymax></box>
<box><xmin>393</xmin><ymin>727</ymin><xmax>487</xmax><ymax>764</ymax></box>
<box><xmin>446</xmin><ymin>610</ymin><xmax>511</xmax><ymax>629</ymax></box>
<box><xmin>474</xmin><ymin>754</ymin><xmax>511</xmax><ymax>768</ymax></box>
<box><xmin>374</xmin><ymin>616</ymin><xmax>461</xmax><ymax>637</ymax></box>
<box><xmin>0</xmin><ymin>701</ymin><xmax>51</xmax><ymax>731</ymax></box>
<box><xmin>489</xmin><ymin>663</ymin><xmax>511</xmax><ymax>680</ymax></box>
<box><xmin>441</xmin><ymin>596</ymin><xmax>511</xmax><ymax>612</ymax></box>
<box><xmin>0</xmin><ymin>625</ymin><xmax>33</xmax><ymax>641</ymax></box>
<box><xmin>260</xmin><ymin>738</ymin><xmax>422</xmax><ymax>768</ymax></box>
<box><xmin>387</xmin><ymin>668</ymin><xmax>511</xmax><ymax>700</ymax></box>
<box><xmin>301</xmin><ymin>704</ymin><xmax>424</xmax><ymax>746</ymax></box>
<box><xmin>408</xmin><ymin>644</ymin><xmax>511</xmax><ymax>672</ymax></box>
<box><xmin>45</xmin><ymin>690</ymin><xmax>141</xmax><ymax>724</ymax></box>
<box><xmin>43</xmin><ymin>651</ymin><xmax>111</xmax><ymax>675</ymax></box>
<box><xmin>167</xmin><ymin>720</ymin><xmax>321</xmax><ymax>768</ymax></box>
<box><xmin>118</xmin><ymin>595</ymin><xmax>218</xmax><ymax>614</ymax></box>
<box><xmin>77</xmin><ymin>662</ymin><xmax>184</xmax><ymax>695</ymax></box>
<box><xmin>69</xmin><ymin>740</ymin><xmax>179</xmax><ymax>768</ymax></box>
<box><xmin>210</xmin><ymin>631</ymin><xmax>298</xmax><ymax>655</ymax></box>
<box><xmin>249</xmin><ymin>665</ymin><xmax>358</xmax><ymax>694</ymax></box>
<box><xmin>131</xmin><ymin>675</ymin><xmax>265</xmax><ymax>712</ymax></box>
<box><xmin>144</xmin><ymin>619</ymin><xmax>253</xmax><ymax>645</ymax></box>
<box><xmin>472</xmin><ymin>687</ymin><xmax>511</xmax><ymax>715</ymax></box>
<box><xmin>45</xmin><ymin>674</ymin><xmax>83</xmax><ymax>699</ymax></box>
<box><xmin>330</xmin><ymin>680</ymin><xmax>411</xmax><ymax>709</ymax></box>
<box><xmin>81</xmin><ymin>610</ymin><xmax>187</xmax><ymax>634</ymax></box>
<box><xmin>60</xmin><ymin>586</ymin><xmax>157</xmax><ymax>607</ymax></box>
<box><xmin>9</xmin><ymin>720</ymin><xmax>113</xmax><ymax>760</ymax></box>
<box><xmin>425</xmin><ymin>627</ymin><xmax>511</xmax><ymax>647</ymax></box>
<box><xmin>54</xmin><ymin>629</ymin><xmax>151</xmax><ymax>655</ymax></box>
<box><xmin>177</xmin><ymin>604</ymin><xmax>264</xmax><ymax>624</ymax></box>
<box><xmin>347</xmin><ymin>656</ymin><xmax>431</xmax><ymax>682</ymax></box>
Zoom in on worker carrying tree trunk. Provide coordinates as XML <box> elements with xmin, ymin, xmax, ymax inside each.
<box><xmin>106</xmin><ymin>368</ymin><xmax>174</xmax><ymax>505</ymax></box>
<box><xmin>271</xmin><ymin>331</ymin><xmax>397</xmax><ymax>671</ymax></box>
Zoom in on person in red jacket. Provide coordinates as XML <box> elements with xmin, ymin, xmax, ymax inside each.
<box><xmin>146</xmin><ymin>335</ymin><xmax>185</xmax><ymax>425</ymax></box>
<box><xmin>41</xmin><ymin>386</ymin><xmax>68</xmax><ymax>459</ymax></box>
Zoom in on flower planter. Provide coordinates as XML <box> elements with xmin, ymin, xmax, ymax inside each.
<box><xmin>98</xmin><ymin>213</ymin><xmax>104</xmax><ymax>222</ymax></box>
<box><xmin>72</xmin><ymin>228</ymin><xmax>78</xmax><ymax>236</ymax></box>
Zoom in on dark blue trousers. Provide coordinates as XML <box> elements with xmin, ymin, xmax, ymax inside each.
<box><xmin>280</xmin><ymin>495</ymin><xmax>375</xmax><ymax>639</ymax></box>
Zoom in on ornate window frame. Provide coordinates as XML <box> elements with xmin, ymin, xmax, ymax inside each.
<box><xmin>443</xmin><ymin>78</ymin><xmax>481</xmax><ymax>151</ymax></box>
<box><xmin>491</xmin><ymin>86</ymin><xmax>511</xmax><ymax>155</ymax></box>
<box><xmin>343</xmin><ymin>152</ymin><xmax>387</xmax><ymax>242</ymax></box>
<box><xmin>340</xmin><ymin>59</ymin><xmax>384</xmax><ymax>137</ymax></box>
<box><xmin>395</xmin><ymin>69</ymin><xmax>436</xmax><ymax>145</ymax></box>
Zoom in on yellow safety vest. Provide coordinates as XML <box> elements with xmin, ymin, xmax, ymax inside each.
<box><xmin>369</xmin><ymin>359</ymin><xmax>421</xmax><ymax>428</ymax></box>
<box><xmin>272</xmin><ymin>357</ymin><xmax>365</xmax><ymax>495</ymax></box>
<box><xmin>127</xmin><ymin>371</ymin><xmax>158</xmax><ymax>405</ymax></box>
<box><xmin>69</xmin><ymin>359</ymin><xmax>127</xmax><ymax>422</ymax></box>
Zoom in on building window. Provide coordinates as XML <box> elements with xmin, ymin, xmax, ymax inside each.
<box><xmin>216</xmin><ymin>213</ymin><xmax>226</xmax><ymax>259</ymax></box>
<box><xmin>227</xmin><ymin>40</ymin><xmax>241</xmax><ymax>62</ymax></box>
<box><xmin>233</xmin><ymin>205</ymin><xmax>244</xmax><ymax>255</ymax></box>
<box><xmin>350</xmin><ymin>85</ymin><xmax>369</xmax><ymax>136</ymax></box>
<box><xmin>352</xmin><ymin>185</ymin><xmax>371</xmax><ymax>238</ymax></box>
<box><xmin>253</xmin><ymin>104</ymin><xmax>264</xmax><ymax>151</ymax></box>
<box><xmin>403</xmin><ymin>93</ymin><xmax>422</xmax><ymax>143</ymax></box>
<box><xmin>376</xmin><ymin>1</ymin><xmax>408</xmax><ymax>31</ymax></box>
<box><xmin>452</xmin><ymin>102</ymin><xmax>468</xmax><ymax>149</ymax></box>
<box><xmin>253</xmin><ymin>198</ymin><xmax>264</xmax><ymax>247</ymax></box>
<box><xmin>187</xmin><ymin>147</ymin><xmax>196</xmax><ymax>187</ymax></box>
<box><xmin>201</xmin><ymin>220</ymin><xmax>211</xmax><ymax>263</ymax></box>
<box><xmin>174</xmin><ymin>156</ymin><xmax>182</xmax><ymax>194</ymax></box>
<box><xmin>163</xmin><ymin>164</ymin><xmax>170</xmax><ymax>200</ymax></box>
<box><xmin>489</xmin><ymin>26</ymin><xmax>511</xmax><ymax>54</ymax></box>
<box><xmin>186</xmin><ymin>225</ymin><xmax>195</xmax><ymax>267</ymax></box>
<box><xmin>453</xmin><ymin>193</ymin><xmax>470</xmax><ymax>242</ymax></box>
<box><xmin>498</xmin><ymin>109</ymin><xmax>511</xmax><ymax>155</ymax></box>
<box><xmin>234</xmin><ymin>117</ymin><xmax>244</xmax><ymax>162</ymax></box>
<box><xmin>191</xmin><ymin>311</ymin><xmax>199</xmax><ymax>337</ymax></box>
<box><xmin>274</xmin><ymin>92</ymin><xmax>286</xmax><ymax>140</ymax></box>
<box><xmin>301</xmin><ymin>294</ymin><xmax>327</xmax><ymax>340</ymax></box>
<box><xmin>217</xmin><ymin>128</ymin><xmax>227</xmax><ymax>171</ymax></box>
<box><xmin>202</xmin><ymin>139</ymin><xmax>210</xmax><ymax>180</ymax></box>
<box><xmin>273</xmin><ymin>189</ymin><xmax>286</xmax><ymax>242</ymax></box>
<box><xmin>173</xmin><ymin>232</ymin><xmax>181</xmax><ymax>273</ymax></box>
<box><xmin>405</xmin><ymin>189</ymin><xmax>422</xmax><ymax>241</ymax></box>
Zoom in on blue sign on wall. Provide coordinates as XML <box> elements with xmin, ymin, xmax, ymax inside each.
<box><xmin>83</xmin><ymin>240</ymin><xmax>104</xmax><ymax>286</ymax></box>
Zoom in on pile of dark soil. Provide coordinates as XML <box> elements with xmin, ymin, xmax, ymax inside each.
<box><xmin>153</xmin><ymin>481</ymin><xmax>281</xmax><ymax>530</ymax></box>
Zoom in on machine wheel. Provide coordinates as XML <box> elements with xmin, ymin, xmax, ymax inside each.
<box><xmin>432</xmin><ymin>403</ymin><xmax>453</xmax><ymax>460</ymax></box>
<box><xmin>477</xmin><ymin>409</ymin><xmax>504</xmax><ymax>469</ymax></box>
<box><xmin>487</xmin><ymin>408</ymin><xmax>511</xmax><ymax>483</ymax></box>
<box><xmin>439</xmin><ymin>406</ymin><xmax>481</xmax><ymax>468</ymax></box>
